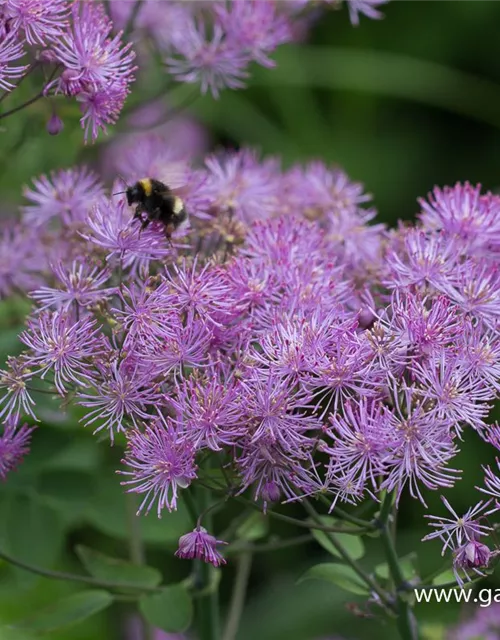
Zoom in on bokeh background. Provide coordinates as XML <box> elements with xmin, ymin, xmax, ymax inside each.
<box><xmin>1</xmin><ymin>2</ymin><xmax>500</xmax><ymax>639</ymax></box>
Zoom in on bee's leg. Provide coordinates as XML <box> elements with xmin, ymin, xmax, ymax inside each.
<box><xmin>151</xmin><ymin>207</ymin><xmax>163</xmax><ymax>221</ymax></box>
<box><xmin>164</xmin><ymin>222</ymin><xmax>175</xmax><ymax>248</ymax></box>
<box><xmin>133</xmin><ymin>206</ymin><xmax>146</xmax><ymax>236</ymax></box>
<box><xmin>138</xmin><ymin>217</ymin><xmax>151</xmax><ymax>237</ymax></box>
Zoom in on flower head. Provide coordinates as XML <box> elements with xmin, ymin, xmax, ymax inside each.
<box><xmin>423</xmin><ymin>496</ymin><xmax>494</xmax><ymax>555</ymax></box>
<box><xmin>175</xmin><ymin>526</ymin><xmax>227</xmax><ymax>567</ymax></box>
<box><xmin>121</xmin><ymin>417</ymin><xmax>197</xmax><ymax>516</ymax></box>
<box><xmin>48</xmin><ymin>0</ymin><xmax>136</xmax><ymax>141</ymax></box>
<box><xmin>0</xmin><ymin>418</ymin><xmax>35</xmax><ymax>480</ymax></box>
<box><xmin>77</xmin><ymin>356</ymin><xmax>161</xmax><ymax>442</ymax></box>
<box><xmin>4</xmin><ymin>0</ymin><xmax>69</xmax><ymax>45</ymax></box>
<box><xmin>170</xmin><ymin>369</ymin><xmax>244</xmax><ymax>451</ymax></box>
<box><xmin>326</xmin><ymin>399</ymin><xmax>393</xmax><ymax>501</ymax></box>
<box><xmin>20</xmin><ymin>311</ymin><xmax>104</xmax><ymax>395</ymax></box>
<box><xmin>31</xmin><ymin>260</ymin><xmax>113</xmax><ymax>313</ymax></box>
<box><xmin>166</xmin><ymin>16</ymin><xmax>248</xmax><ymax>98</ymax></box>
<box><xmin>22</xmin><ymin>167</ymin><xmax>104</xmax><ymax>227</ymax></box>
<box><xmin>204</xmin><ymin>150</ymin><xmax>281</xmax><ymax>224</ymax></box>
<box><xmin>380</xmin><ymin>390</ymin><xmax>461</xmax><ymax>505</ymax></box>
<box><xmin>83</xmin><ymin>195</ymin><xmax>173</xmax><ymax>267</ymax></box>
<box><xmin>0</xmin><ymin>31</ymin><xmax>27</xmax><ymax>91</ymax></box>
<box><xmin>0</xmin><ymin>225</ymin><xmax>45</xmax><ymax>298</ymax></box>
<box><xmin>419</xmin><ymin>182</ymin><xmax>500</xmax><ymax>255</ymax></box>
<box><xmin>0</xmin><ymin>356</ymin><xmax>37</xmax><ymax>422</ymax></box>
<box><xmin>215</xmin><ymin>0</ymin><xmax>292</xmax><ymax>68</ymax></box>
<box><xmin>164</xmin><ymin>259</ymin><xmax>237</xmax><ymax>328</ymax></box>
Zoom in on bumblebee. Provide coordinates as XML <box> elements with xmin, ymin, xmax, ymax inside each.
<box><xmin>125</xmin><ymin>178</ymin><xmax>187</xmax><ymax>238</ymax></box>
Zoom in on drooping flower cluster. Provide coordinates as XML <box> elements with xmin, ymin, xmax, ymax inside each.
<box><xmin>0</xmin><ymin>0</ymin><xmax>387</xmax><ymax>142</ymax></box>
<box><xmin>0</xmin><ymin>0</ymin><xmax>136</xmax><ymax>142</ymax></box>
<box><xmin>175</xmin><ymin>527</ymin><xmax>227</xmax><ymax>567</ymax></box>
<box><xmin>110</xmin><ymin>0</ymin><xmax>389</xmax><ymax>98</ymax></box>
<box><xmin>3</xmin><ymin>144</ymin><xmax>500</xmax><ymax>576</ymax></box>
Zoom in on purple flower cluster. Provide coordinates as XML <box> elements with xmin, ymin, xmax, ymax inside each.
<box><xmin>447</xmin><ymin>602</ymin><xmax>500</xmax><ymax>640</ymax></box>
<box><xmin>0</xmin><ymin>417</ymin><xmax>34</xmax><ymax>480</ymax></box>
<box><xmin>1</xmin><ymin>0</ymin><xmax>387</xmax><ymax>142</ymax></box>
<box><xmin>3</xmin><ymin>147</ymin><xmax>500</xmax><ymax>575</ymax></box>
<box><xmin>109</xmin><ymin>0</ymin><xmax>387</xmax><ymax>99</ymax></box>
<box><xmin>0</xmin><ymin>0</ymin><xmax>136</xmax><ymax>142</ymax></box>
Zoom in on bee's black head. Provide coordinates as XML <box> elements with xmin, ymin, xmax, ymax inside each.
<box><xmin>126</xmin><ymin>183</ymin><xmax>145</xmax><ymax>206</ymax></box>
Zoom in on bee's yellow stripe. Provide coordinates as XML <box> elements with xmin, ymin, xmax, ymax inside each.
<box><xmin>138</xmin><ymin>178</ymin><xmax>153</xmax><ymax>197</ymax></box>
<box><xmin>173</xmin><ymin>197</ymin><xmax>184</xmax><ymax>215</ymax></box>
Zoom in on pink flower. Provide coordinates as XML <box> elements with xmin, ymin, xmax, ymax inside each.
<box><xmin>175</xmin><ymin>527</ymin><xmax>227</xmax><ymax>567</ymax></box>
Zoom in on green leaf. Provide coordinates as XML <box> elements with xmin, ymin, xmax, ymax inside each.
<box><xmin>39</xmin><ymin>470</ymin><xmax>94</xmax><ymax>504</ymax></box>
<box><xmin>0</xmin><ymin>327</ymin><xmax>23</xmax><ymax>364</ymax></box>
<box><xmin>311</xmin><ymin>517</ymin><xmax>365</xmax><ymax>561</ymax></box>
<box><xmin>139</xmin><ymin>585</ymin><xmax>193</xmax><ymax>633</ymax></box>
<box><xmin>431</xmin><ymin>570</ymin><xmax>457</xmax><ymax>586</ymax></box>
<box><xmin>44</xmin><ymin>437</ymin><xmax>103</xmax><ymax>473</ymax></box>
<box><xmin>11</xmin><ymin>430</ymin><xmax>72</xmax><ymax>475</ymax></box>
<box><xmin>75</xmin><ymin>545</ymin><xmax>162</xmax><ymax>589</ymax></box>
<box><xmin>375</xmin><ymin>553</ymin><xmax>418</xmax><ymax>581</ymax></box>
<box><xmin>236</xmin><ymin>512</ymin><xmax>268</xmax><ymax>542</ymax></box>
<box><xmin>14</xmin><ymin>590</ymin><xmax>113</xmax><ymax>634</ymax></box>
<box><xmin>0</xmin><ymin>625</ymin><xmax>37</xmax><ymax>640</ymax></box>
<box><xmin>0</xmin><ymin>494</ymin><xmax>64</xmax><ymax>587</ymax></box>
<box><xmin>84</xmin><ymin>476</ymin><xmax>191</xmax><ymax>545</ymax></box>
<box><xmin>298</xmin><ymin>563</ymin><xmax>369</xmax><ymax>595</ymax></box>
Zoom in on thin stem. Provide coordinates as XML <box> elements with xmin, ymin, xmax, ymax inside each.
<box><xmin>233</xmin><ymin>495</ymin><xmax>370</xmax><ymax>534</ymax></box>
<box><xmin>0</xmin><ymin>65</ymin><xmax>60</xmax><ymax>121</ymax></box>
<box><xmin>195</xmin><ymin>484</ymin><xmax>220</xmax><ymax>640</ymax></box>
<box><xmin>24</xmin><ymin>384</ymin><xmax>59</xmax><ymax>396</ymax></box>
<box><xmin>222</xmin><ymin>552</ymin><xmax>252</xmax><ymax>640</ymax></box>
<box><xmin>0</xmin><ymin>548</ymin><xmax>160</xmax><ymax>593</ymax></box>
<box><xmin>126</xmin><ymin>493</ymin><xmax>145</xmax><ymax>565</ymax></box>
<box><xmin>420</xmin><ymin>560</ymin><xmax>452</xmax><ymax>585</ymax></box>
<box><xmin>126</xmin><ymin>494</ymin><xmax>153</xmax><ymax>640</ymax></box>
<box><xmin>219</xmin><ymin>508</ymin><xmax>254</xmax><ymax>543</ymax></box>
<box><xmin>0</xmin><ymin>61</ymin><xmax>40</xmax><ymax>106</ymax></box>
<box><xmin>184</xmin><ymin>488</ymin><xmax>200</xmax><ymax>526</ymax></box>
<box><xmin>226</xmin><ymin>534</ymin><xmax>313</xmax><ymax>556</ymax></box>
<box><xmin>303</xmin><ymin>500</ymin><xmax>393</xmax><ymax>610</ymax></box>
<box><xmin>164</xmin><ymin>88</ymin><xmax>200</xmax><ymax>120</ymax></box>
<box><xmin>318</xmin><ymin>494</ymin><xmax>375</xmax><ymax>529</ymax></box>
<box><xmin>377</xmin><ymin>490</ymin><xmax>394</xmax><ymax>525</ymax></box>
<box><xmin>197</xmin><ymin>498</ymin><xmax>227</xmax><ymax>529</ymax></box>
<box><xmin>414</xmin><ymin>578</ymin><xmax>480</xmax><ymax>591</ymax></box>
<box><xmin>0</xmin><ymin>91</ymin><xmax>46</xmax><ymax>120</ymax></box>
<box><xmin>377</xmin><ymin>493</ymin><xmax>418</xmax><ymax>640</ymax></box>
<box><xmin>196</xmin><ymin>481</ymin><xmax>370</xmax><ymax>534</ymax></box>
<box><xmin>124</xmin><ymin>0</ymin><xmax>144</xmax><ymax>38</ymax></box>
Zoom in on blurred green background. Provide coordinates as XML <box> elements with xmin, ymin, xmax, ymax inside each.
<box><xmin>1</xmin><ymin>2</ymin><xmax>500</xmax><ymax>639</ymax></box>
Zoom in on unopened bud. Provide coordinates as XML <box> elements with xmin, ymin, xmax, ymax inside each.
<box><xmin>38</xmin><ymin>49</ymin><xmax>58</xmax><ymax>63</ymax></box>
<box><xmin>46</xmin><ymin>113</ymin><xmax>64</xmax><ymax>136</ymax></box>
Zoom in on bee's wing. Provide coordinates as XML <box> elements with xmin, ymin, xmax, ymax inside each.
<box><xmin>154</xmin><ymin>161</ymin><xmax>189</xmax><ymax>191</ymax></box>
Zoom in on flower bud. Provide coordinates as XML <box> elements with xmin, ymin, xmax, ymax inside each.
<box><xmin>454</xmin><ymin>539</ymin><xmax>491</xmax><ymax>570</ymax></box>
<box><xmin>46</xmin><ymin>113</ymin><xmax>64</xmax><ymax>136</ymax></box>
<box><xmin>37</xmin><ymin>49</ymin><xmax>58</xmax><ymax>63</ymax></box>
<box><xmin>261</xmin><ymin>480</ymin><xmax>281</xmax><ymax>504</ymax></box>
<box><xmin>175</xmin><ymin>527</ymin><xmax>227</xmax><ymax>567</ymax></box>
